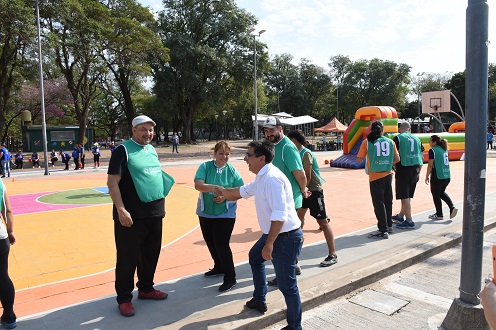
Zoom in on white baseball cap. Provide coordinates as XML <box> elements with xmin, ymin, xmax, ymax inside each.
<box><xmin>263</xmin><ymin>116</ymin><xmax>282</xmax><ymax>128</ymax></box>
<box><xmin>132</xmin><ymin>115</ymin><xmax>156</xmax><ymax>127</ymax></box>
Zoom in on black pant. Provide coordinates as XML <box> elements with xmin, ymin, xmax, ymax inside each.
<box><xmin>0</xmin><ymin>239</ymin><xmax>15</xmax><ymax>320</ymax></box>
<box><xmin>114</xmin><ymin>217</ymin><xmax>163</xmax><ymax>304</ymax></box>
<box><xmin>73</xmin><ymin>157</ymin><xmax>79</xmax><ymax>169</ymax></box>
<box><xmin>199</xmin><ymin>216</ymin><xmax>236</xmax><ymax>280</ymax></box>
<box><xmin>430</xmin><ymin>176</ymin><xmax>453</xmax><ymax>217</ymax></box>
<box><xmin>369</xmin><ymin>174</ymin><xmax>393</xmax><ymax>233</ymax></box>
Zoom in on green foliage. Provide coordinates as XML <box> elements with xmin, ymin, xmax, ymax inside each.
<box><xmin>0</xmin><ymin>0</ymin><xmax>37</xmax><ymax>141</ymax></box>
<box><xmin>153</xmin><ymin>0</ymin><xmax>260</xmax><ymax>142</ymax></box>
<box><xmin>328</xmin><ymin>56</ymin><xmax>411</xmax><ymax>122</ymax></box>
<box><xmin>100</xmin><ymin>0</ymin><xmax>169</xmax><ymax>131</ymax></box>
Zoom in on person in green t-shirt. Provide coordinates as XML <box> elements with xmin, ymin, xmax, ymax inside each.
<box><xmin>263</xmin><ymin>116</ymin><xmax>310</xmax><ymax>285</ymax></box>
<box><xmin>287</xmin><ymin>130</ymin><xmax>338</xmax><ymax>268</ymax></box>
<box><xmin>194</xmin><ymin>141</ymin><xmax>244</xmax><ymax>292</ymax></box>
<box><xmin>424</xmin><ymin>135</ymin><xmax>458</xmax><ymax>220</ymax></box>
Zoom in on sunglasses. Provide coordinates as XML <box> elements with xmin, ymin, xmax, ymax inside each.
<box><xmin>245</xmin><ymin>152</ymin><xmax>261</xmax><ymax>158</ymax></box>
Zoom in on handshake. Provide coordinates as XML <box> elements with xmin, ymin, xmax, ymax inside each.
<box><xmin>211</xmin><ymin>185</ymin><xmax>241</xmax><ymax>203</ymax></box>
<box><xmin>211</xmin><ymin>186</ymin><xmax>240</xmax><ymax>204</ymax></box>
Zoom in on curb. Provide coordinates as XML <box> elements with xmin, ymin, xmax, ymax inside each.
<box><xmin>190</xmin><ymin>217</ymin><xmax>496</xmax><ymax>330</ymax></box>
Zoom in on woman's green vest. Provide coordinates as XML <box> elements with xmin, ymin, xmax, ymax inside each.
<box><xmin>432</xmin><ymin>145</ymin><xmax>451</xmax><ymax>179</ymax></box>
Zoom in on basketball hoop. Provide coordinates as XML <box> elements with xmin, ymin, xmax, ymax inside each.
<box><xmin>430</xmin><ymin>98</ymin><xmax>441</xmax><ymax>112</ymax></box>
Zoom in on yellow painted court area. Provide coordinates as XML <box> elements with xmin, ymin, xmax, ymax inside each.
<box><xmin>6</xmin><ymin>172</ymin><xmax>199</xmax><ymax>289</ymax></box>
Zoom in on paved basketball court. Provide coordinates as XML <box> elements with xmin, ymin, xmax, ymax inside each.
<box><xmin>4</xmin><ymin>151</ymin><xmax>495</xmax><ymax>322</ymax></box>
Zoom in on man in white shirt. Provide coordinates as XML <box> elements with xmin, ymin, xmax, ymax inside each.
<box><xmin>215</xmin><ymin>141</ymin><xmax>303</xmax><ymax>330</ymax></box>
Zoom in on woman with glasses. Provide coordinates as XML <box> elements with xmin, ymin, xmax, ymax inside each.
<box><xmin>194</xmin><ymin>141</ymin><xmax>244</xmax><ymax>292</ymax></box>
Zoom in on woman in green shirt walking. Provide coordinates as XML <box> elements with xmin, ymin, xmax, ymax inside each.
<box><xmin>194</xmin><ymin>141</ymin><xmax>244</xmax><ymax>292</ymax></box>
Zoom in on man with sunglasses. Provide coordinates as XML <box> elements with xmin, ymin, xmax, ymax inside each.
<box><xmin>214</xmin><ymin>141</ymin><xmax>304</xmax><ymax>330</ymax></box>
<box><xmin>263</xmin><ymin>116</ymin><xmax>308</xmax><ymax>285</ymax></box>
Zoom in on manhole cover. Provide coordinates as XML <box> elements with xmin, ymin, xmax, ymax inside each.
<box><xmin>348</xmin><ymin>289</ymin><xmax>409</xmax><ymax>315</ymax></box>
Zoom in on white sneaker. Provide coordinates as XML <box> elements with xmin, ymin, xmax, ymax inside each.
<box><xmin>428</xmin><ymin>213</ymin><xmax>444</xmax><ymax>220</ymax></box>
<box><xmin>450</xmin><ymin>207</ymin><xmax>458</xmax><ymax>219</ymax></box>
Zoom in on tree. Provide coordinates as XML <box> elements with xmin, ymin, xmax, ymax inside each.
<box><xmin>0</xmin><ymin>0</ymin><xmax>36</xmax><ymax>140</ymax></box>
<box><xmin>42</xmin><ymin>0</ymin><xmax>109</xmax><ymax>145</ymax></box>
<box><xmin>327</xmin><ymin>56</ymin><xmax>411</xmax><ymax>122</ymax></box>
<box><xmin>154</xmin><ymin>0</ymin><xmax>260</xmax><ymax>143</ymax></box>
<box><xmin>100</xmin><ymin>0</ymin><xmax>169</xmax><ymax>132</ymax></box>
<box><xmin>444</xmin><ymin>71</ymin><xmax>465</xmax><ymax>117</ymax></box>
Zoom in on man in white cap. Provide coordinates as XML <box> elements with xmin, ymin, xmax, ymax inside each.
<box><xmin>263</xmin><ymin>116</ymin><xmax>309</xmax><ymax>286</ymax></box>
<box><xmin>107</xmin><ymin>115</ymin><xmax>173</xmax><ymax>317</ymax></box>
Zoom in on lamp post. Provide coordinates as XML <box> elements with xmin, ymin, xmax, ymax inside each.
<box><xmin>416</xmin><ymin>72</ymin><xmax>425</xmax><ymax>132</ymax></box>
<box><xmin>222</xmin><ymin>110</ymin><xmax>227</xmax><ymax>139</ymax></box>
<box><xmin>249</xmin><ymin>28</ymin><xmax>266</xmax><ymax>141</ymax></box>
<box><xmin>336</xmin><ymin>83</ymin><xmax>339</xmax><ymax>121</ymax></box>
<box><xmin>35</xmin><ymin>0</ymin><xmax>49</xmax><ymax>176</ymax></box>
<box><xmin>215</xmin><ymin>114</ymin><xmax>219</xmax><ymax>141</ymax></box>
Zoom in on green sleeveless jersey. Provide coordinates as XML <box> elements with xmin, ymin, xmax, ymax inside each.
<box><xmin>123</xmin><ymin>140</ymin><xmax>175</xmax><ymax>203</ymax></box>
<box><xmin>397</xmin><ymin>132</ymin><xmax>423</xmax><ymax>166</ymax></box>
<box><xmin>367</xmin><ymin>137</ymin><xmax>395</xmax><ymax>172</ymax></box>
<box><xmin>432</xmin><ymin>145</ymin><xmax>450</xmax><ymax>179</ymax></box>
<box><xmin>299</xmin><ymin>147</ymin><xmax>325</xmax><ymax>191</ymax></box>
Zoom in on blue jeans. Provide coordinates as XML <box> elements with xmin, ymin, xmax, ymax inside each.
<box><xmin>249</xmin><ymin>229</ymin><xmax>304</xmax><ymax>330</ymax></box>
<box><xmin>1</xmin><ymin>160</ymin><xmax>10</xmax><ymax>177</ymax></box>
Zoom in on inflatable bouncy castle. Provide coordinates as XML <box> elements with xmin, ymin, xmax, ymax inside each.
<box><xmin>330</xmin><ymin>106</ymin><xmax>398</xmax><ymax>169</ymax></box>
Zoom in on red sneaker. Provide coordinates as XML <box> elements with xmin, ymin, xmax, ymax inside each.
<box><xmin>118</xmin><ymin>302</ymin><xmax>135</xmax><ymax>317</ymax></box>
<box><xmin>138</xmin><ymin>289</ymin><xmax>168</xmax><ymax>300</ymax></box>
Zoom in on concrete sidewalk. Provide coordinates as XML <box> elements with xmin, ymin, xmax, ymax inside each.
<box><xmin>16</xmin><ymin>186</ymin><xmax>496</xmax><ymax>329</ymax></box>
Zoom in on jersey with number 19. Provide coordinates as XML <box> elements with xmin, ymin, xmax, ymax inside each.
<box><xmin>367</xmin><ymin>137</ymin><xmax>395</xmax><ymax>172</ymax></box>
<box><xmin>357</xmin><ymin>137</ymin><xmax>398</xmax><ymax>182</ymax></box>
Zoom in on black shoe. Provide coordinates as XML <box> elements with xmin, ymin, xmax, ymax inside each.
<box><xmin>219</xmin><ymin>280</ymin><xmax>237</xmax><ymax>292</ymax></box>
<box><xmin>295</xmin><ymin>264</ymin><xmax>302</xmax><ymax>275</ymax></box>
<box><xmin>246</xmin><ymin>298</ymin><xmax>267</xmax><ymax>313</ymax></box>
<box><xmin>0</xmin><ymin>176</ymin><xmax>4</xmax><ymax>178</ymax></box>
<box><xmin>204</xmin><ymin>268</ymin><xmax>224</xmax><ymax>277</ymax></box>
<box><xmin>281</xmin><ymin>326</ymin><xmax>295</xmax><ymax>330</ymax></box>
<box><xmin>267</xmin><ymin>278</ymin><xmax>278</xmax><ymax>287</ymax></box>
<box><xmin>1</xmin><ymin>313</ymin><xmax>17</xmax><ymax>329</ymax></box>
<box><xmin>320</xmin><ymin>254</ymin><xmax>338</xmax><ymax>267</ymax></box>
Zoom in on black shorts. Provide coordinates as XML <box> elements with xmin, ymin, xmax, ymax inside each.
<box><xmin>301</xmin><ymin>190</ymin><xmax>328</xmax><ymax>220</ymax></box>
<box><xmin>395</xmin><ymin>165</ymin><xmax>420</xmax><ymax>199</ymax></box>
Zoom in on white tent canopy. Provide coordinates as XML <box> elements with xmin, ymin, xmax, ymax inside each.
<box><xmin>252</xmin><ymin>114</ymin><xmax>319</xmax><ymax>137</ymax></box>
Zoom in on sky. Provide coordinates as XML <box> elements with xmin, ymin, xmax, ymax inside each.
<box><xmin>139</xmin><ymin>0</ymin><xmax>495</xmax><ymax>77</ymax></box>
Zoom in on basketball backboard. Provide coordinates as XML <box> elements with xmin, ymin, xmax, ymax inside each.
<box><xmin>421</xmin><ymin>90</ymin><xmax>451</xmax><ymax>114</ymax></box>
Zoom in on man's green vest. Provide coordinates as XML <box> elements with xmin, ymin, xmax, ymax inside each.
<box><xmin>299</xmin><ymin>147</ymin><xmax>325</xmax><ymax>184</ymax></box>
<box><xmin>367</xmin><ymin>137</ymin><xmax>395</xmax><ymax>172</ymax></box>
<box><xmin>432</xmin><ymin>145</ymin><xmax>451</xmax><ymax>179</ymax></box>
<box><xmin>123</xmin><ymin>140</ymin><xmax>175</xmax><ymax>202</ymax></box>
<box><xmin>398</xmin><ymin>132</ymin><xmax>423</xmax><ymax>166</ymax></box>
